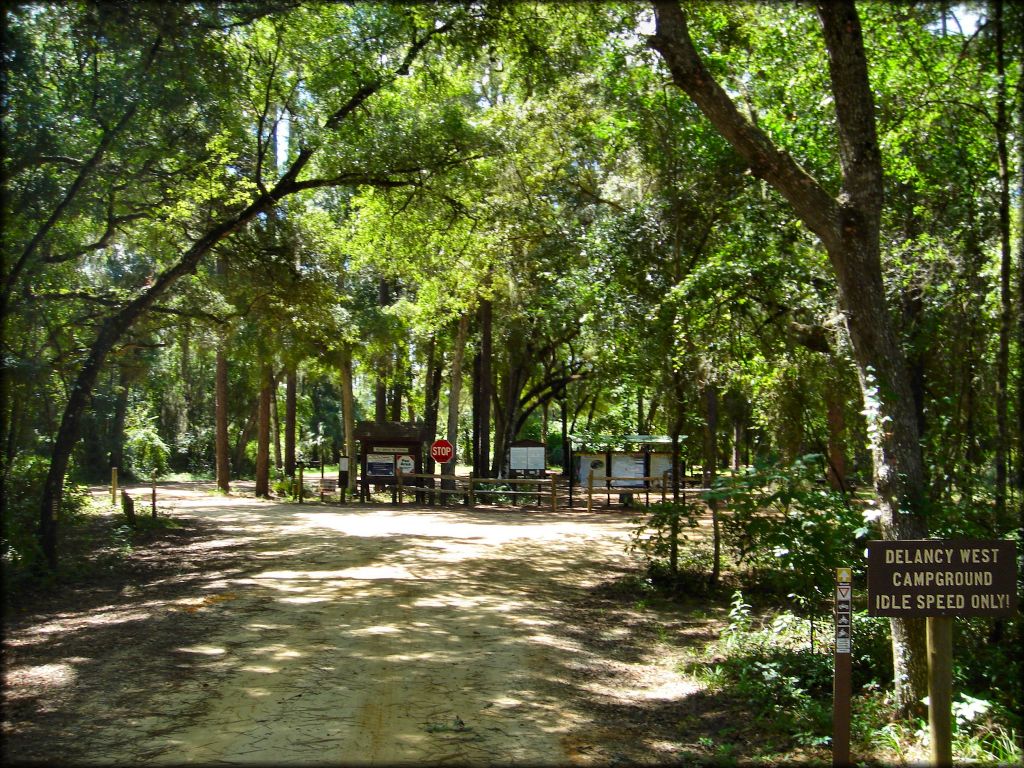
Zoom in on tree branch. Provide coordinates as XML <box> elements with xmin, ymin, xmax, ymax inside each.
<box><xmin>647</xmin><ymin>1</ymin><xmax>841</xmax><ymax>251</ymax></box>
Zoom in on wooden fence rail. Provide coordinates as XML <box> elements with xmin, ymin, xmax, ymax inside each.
<box><xmin>397</xmin><ymin>472</ymin><xmax>557</xmax><ymax>512</ymax></box>
<box><xmin>584</xmin><ymin>471</ymin><xmax>711</xmax><ymax>512</ymax></box>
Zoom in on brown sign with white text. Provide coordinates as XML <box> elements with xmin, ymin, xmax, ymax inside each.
<box><xmin>867</xmin><ymin>540</ymin><xmax>1017</xmax><ymax>617</ymax></box>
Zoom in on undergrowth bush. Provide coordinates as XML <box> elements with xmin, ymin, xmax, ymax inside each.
<box><xmin>2</xmin><ymin>453</ymin><xmax>90</xmax><ymax>570</ymax></box>
<box><xmin>708</xmin><ymin>454</ymin><xmax>871</xmax><ymax>603</ymax></box>
<box><xmin>628</xmin><ymin>501</ymin><xmax>711</xmax><ymax>589</ymax></box>
<box><xmin>688</xmin><ymin>590</ymin><xmax>834</xmax><ymax>749</ymax></box>
<box><xmin>123</xmin><ymin>406</ymin><xmax>170</xmax><ymax>479</ymax></box>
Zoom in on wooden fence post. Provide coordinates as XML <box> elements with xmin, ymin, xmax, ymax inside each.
<box><xmin>550</xmin><ymin>476</ymin><xmax>557</xmax><ymax>513</ymax></box>
<box><xmin>928</xmin><ymin>616</ymin><xmax>954</xmax><ymax>768</ymax></box>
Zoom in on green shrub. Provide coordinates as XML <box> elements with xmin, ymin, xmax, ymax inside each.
<box><xmin>2</xmin><ymin>453</ymin><xmax>90</xmax><ymax>569</ymax></box>
<box><xmin>629</xmin><ymin>501</ymin><xmax>708</xmax><ymax>587</ymax></box>
<box><xmin>708</xmin><ymin>454</ymin><xmax>870</xmax><ymax>603</ymax></box>
<box><xmin>688</xmin><ymin>591</ymin><xmax>834</xmax><ymax>749</ymax></box>
<box><xmin>123</xmin><ymin>406</ymin><xmax>170</xmax><ymax>479</ymax></box>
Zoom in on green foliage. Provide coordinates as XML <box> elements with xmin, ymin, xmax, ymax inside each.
<box><xmin>628</xmin><ymin>501</ymin><xmax>709</xmax><ymax>587</ymax></box>
<box><xmin>2</xmin><ymin>454</ymin><xmax>90</xmax><ymax>570</ymax></box>
<box><xmin>123</xmin><ymin>405</ymin><xmax>170</xmax><ymax>479</ymax></box>
<box><xmin>708</xmin><ymin>455</ymin><xmax>869</xmax><ymax>602</ymax></box>
<box><xmin>688</xmin><ymin>594</ymin><xmax>834</xmax><ymax>750</ymax></box>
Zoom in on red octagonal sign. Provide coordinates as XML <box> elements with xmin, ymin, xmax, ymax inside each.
<box><xmin>430</xmin><ymin>439</ymin><xmax>454</xmax><ymax>463</ymax></box>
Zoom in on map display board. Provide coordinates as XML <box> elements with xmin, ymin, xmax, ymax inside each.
<box><xmin>610</xmin><ymin>453</ymin><xmax>645</xmax><ymax>487</ymax></box>
<box><xmin>510</xmin><ymin>446</ymin><xmax>546</xmax><ymax>471</ymax></box>
<box><xmin>366</xmin><ymin>454</ymin><xmax>395</xmax><ymax>477</ymax></box>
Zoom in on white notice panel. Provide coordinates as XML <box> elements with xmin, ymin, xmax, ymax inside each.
<box><xmin>611</xmin><ymin>453</ymin><xmax>645</xmax><ymax>487</ymax></box>
<box><xmin>511</xmin><ymin>446</ymin><xmax>546</xmax><ymax>470</ymax></box>
<box><xmin>510</xmin><ymin>447</ymin><xmax>528</xmax><ymax>470</ymax></box>
<box><xmin>577</xmin><ymin>454</ymin><xmax>607</xmax><ymax>486</ymax></box>
<box><xmin>527</xmin><ymin>446</ymin><xmax>545</xmax><ymax>470</ymax></box>
<box><xmin>649</xmin><ymin>453</ymin><xmax>673</xmax><ymax>488</ymax></box>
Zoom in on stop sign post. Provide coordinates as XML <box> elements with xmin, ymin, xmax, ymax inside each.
<box><xmin>430</xmin><ymin>439</ymin><xmax>454</xmax><ymax>464</ymax></box>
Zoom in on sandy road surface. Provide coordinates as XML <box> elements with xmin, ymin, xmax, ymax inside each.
<box><xmin>4</xmin><ymin>490</ymin><xmax>709</xmax><ymax>765</ymax></box>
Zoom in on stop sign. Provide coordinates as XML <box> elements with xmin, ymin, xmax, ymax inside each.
<box><xmin>430</xmin><ymin>439</ymin><xmax>454</xmax><ymax>463</ymax></box>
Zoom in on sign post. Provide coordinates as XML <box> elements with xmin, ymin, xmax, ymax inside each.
<box><xmin>867</xmin><ymin>539</ymin><xmax>1017</xmax><ymax>768</ymax></box>
<box><xmin>833</xmin><ymin>567</ymin><xmax>852</xmax><ymax>768</ymax></box>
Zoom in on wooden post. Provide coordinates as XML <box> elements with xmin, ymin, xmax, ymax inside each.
<box><xmin>111</xmin><ymin>466</ymin><xmax>118</xmax><ymax>507</ymax></box>
<box><xmin>121</xmin><ymin>489</ymin><xmax>136</xmax><ymax>526</ymax></box>
<box><xmin>568</xmin><ymin>443</ymin><xmax>574</xmax><ymax>509</ymax></box>
<box><xmin>397</xmin><ymin>470</ymin><xmax>404</xmax><ymax>505</ymax></box>
<box><xmin>927</xmin><ymin>616</ymin><xmax>954</xmax><ymax>768</ymax></box>
<box><xmin>151</xmin><ymin>469</ymin><xmax>157</xmax><ymax>518</ymax></box>
<box><xmin>833</xmin><ymin>567</ymin><xmax>853</xmax><ymax>767</ymax></box>
<box><xmin>587</xmin><ymin>471</ymin><xmax>594</xmax><ymax>513</ymax></box>
<box><xmin>468</xmin><ymin>476</ymin><xmax>475</xmax><ymax>508</ymax></box>
<box><xmin>550</xmin><ymin>476</ymin><xmax>557</xmax><ymax>513</ymax></box>
<box><xmin>669</xmin><ymin>510</ymin><xmax>679</xmax><ymax>578</ymax></box>
<box><xmin>298</xmin><ymin>463</ymin><xmax>304</xmax><ymax>503</ymax></box>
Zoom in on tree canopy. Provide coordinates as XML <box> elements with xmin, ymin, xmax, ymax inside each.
<box><xmin>3</xmin><ymin>0</ymin><xmax>1021</xmax><ymax>728</ymax></box>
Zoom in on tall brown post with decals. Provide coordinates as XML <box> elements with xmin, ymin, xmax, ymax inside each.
<box><xmin>833</xmin><ymin>567</ymin><xmax>852</xmax><ymax>767</ymax></box>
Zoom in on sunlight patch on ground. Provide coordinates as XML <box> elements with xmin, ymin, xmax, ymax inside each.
<box><xmin>277</xmin><ymin>595</ymin><xmax>331</xmax><ymax>604</ymax></box>
<box><xmin>350</xmin><ymin>624</ymin><xmax>403</xmax><ymax>636</ymax></box>
<box><xmin>525</xmin><ymin>632</ymin><xmax>584</xmax><ymax>653</ymax></box>
<box><xmin>251</xmin><ymin>565</ymin><xmax>418</xmax><ymax>581</ymax></box>
<box><xmin>176</xmin><ymin>644</ymin><xmax>226</xmax><ymax>655</ymax></box>
<box><xmin>9</xmin><ymin>604</ymin><xmax>167</xmax><ymax>643</ymax></box>
<box><xmin>5</xmin><ymin>662</ymin><xmax>79</xmax><ymax>689</ymax></box>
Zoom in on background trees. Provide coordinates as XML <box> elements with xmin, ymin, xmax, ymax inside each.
<box><xmin>2</xmin><ymin>0</ymin><xmax>1020</xmax><ymax>729</ymax></box>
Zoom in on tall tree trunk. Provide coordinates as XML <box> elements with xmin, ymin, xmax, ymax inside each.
<box><xmin>993</xmin><ymin>0</ymin><xmax>1011</xmax><ymax>529</ymax></box>
<box><xmin>478</xmin><ymin>299</ymin><xmax>493</xmax><ymax>477</ymax></box>
<box><xmin>180</xmin><ymin>320</ymin><xmax>192</xmax><ymax>435</ymax></box>
<box><xmin>561</xmin><ymin>398</ymin><xmax>570</xmax><ymax>477</ymax></box>
<box><xmin>271</xmin><ymin>379</ymin><xmax>282</xmax><ymax>471</ymax></box>
<box><xmin>825</xmin><ymin>385</ymin><xmax>849</xmax><ymax>492</ymax></box>
<box><xmin>390</xmin><ymin>377</ymin><xmax>402</xmax><ymax>422</ymax></box>
<box><xmin>254</xmin><ymin>365</ymin><xmax>272</xmax><ymax>498</ymax></box>
<box><xmin>423</xmin><ymin>336</ymin><xmax>443</xmax><ymax>476</ymax></box>
<box><xmin>703</xmin><ymin>382</ymin><xmax>720</xmax><ymax>585</ymax></box>
<box><xmin>444</xmin><ymin>314</ymin><xmax>470</xmax><ymax>490</ymax></box>
<box><xmin>285</xmin><ymin>367</ymin><xmax>297</xmax><ymax>478</ymax></box>
<box><xmin>109</xmin><ymin>364</ymin><xmax>131</xmax><ymax>477</ymax></box>
<box><xmin>493</xmin><ymin>364</ymin><xmax>528</xmax><ymax>477</ymax></box>
<box><xmin>637</xmin><ymin>387</ymin><xmax>645</xmax><ymax>434</ymax></box>
<box><xmin>648</xmin><ymin>0</ymin><xmax>929</xmax><ymax>715</ymax></box>
<box><xmin>215</xmin><ymin>338</ymin><xmax>230</xmax><ymax>493</ymax></box>
<box><xmin>376</xmin><ymin>278</ymin><xmax>391</xmax><ymax>423</ymax></box>
<box><xmin>645</xmin><ymin>395</ymin><xmax>660</xmax><ymax>439</ymax></box>
<box><xmin>339</xmin><ymin>345</ymin><xmax>356</xmax><ymax>495</ymax></box>
<box><xmin>542</xmin><ymin>401</ymin><xmax>549</xmax><ymax>451</ymax></box>
<box><xmin>1016</xmin><ymin>3</ymin><xmax>1024</xmax><ymax>537</ymax></box>
<box><xmin>472</xmin><ymin>349</ymin><xmax>482</xmax><ymax>474</ymax></box>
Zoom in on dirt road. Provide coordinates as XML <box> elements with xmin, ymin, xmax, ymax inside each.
<box><xmin>4</xmin><ymin>490</ymin><xmax>718</xmax><ymax>765</ymax></box>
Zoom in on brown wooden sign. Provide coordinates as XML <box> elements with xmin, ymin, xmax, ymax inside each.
<box><xmin>867</xmin><ymin>539</ymin><xmax>1017</xmax><ymax>617</ymax></box>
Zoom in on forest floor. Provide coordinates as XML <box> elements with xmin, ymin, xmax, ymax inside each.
<box><xmin>2</xmin><ymin>483</ymin><xmax>832</xmax><ymax>766</ymax></box>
